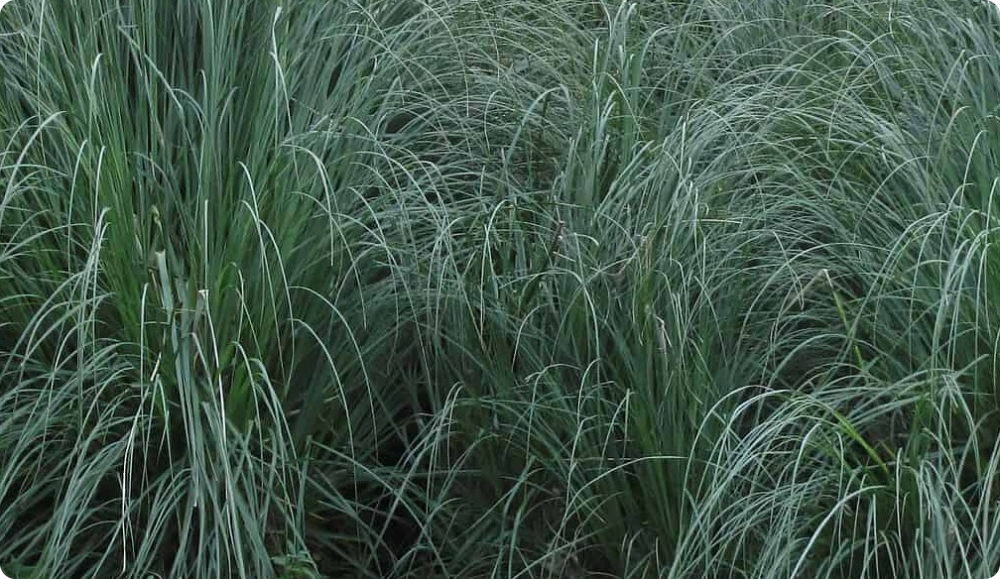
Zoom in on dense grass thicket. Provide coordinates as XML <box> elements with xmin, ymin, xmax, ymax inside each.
<box><xmin>5</xmin><ymin>0</ymin><xmax>1000</xmax><ymax>577</ymax></box>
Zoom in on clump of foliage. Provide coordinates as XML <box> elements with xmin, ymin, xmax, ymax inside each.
<box><xmin>3</xmin><ymin>1</ymin><xmax>1000</xmax><ymax>578</ymax></box>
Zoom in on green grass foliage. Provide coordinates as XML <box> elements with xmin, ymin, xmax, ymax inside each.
<box><xmin>3</xmin><ymin>0</ymin><xmax>1000</xmax><ymax>577</ymax></box>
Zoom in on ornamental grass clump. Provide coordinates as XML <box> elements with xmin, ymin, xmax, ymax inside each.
<box><xmin>4</xmin><ymin>0</ymin><xmax>1000</xmax><ymax>578</ymax></box>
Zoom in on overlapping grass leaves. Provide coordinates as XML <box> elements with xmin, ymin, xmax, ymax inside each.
<box><xmin>4</xmin><ymin>0</ymin><xmax>1000</xmax><ymax>578</ymax></box>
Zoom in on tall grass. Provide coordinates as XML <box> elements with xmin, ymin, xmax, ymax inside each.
<box><xmin>4</xmin><ymin>0</ymin><xmax>1000</xmax><ymax>578</ymax></box>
